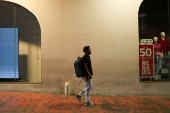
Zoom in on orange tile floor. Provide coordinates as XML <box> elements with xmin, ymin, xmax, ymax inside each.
<box><xmin>0</xmin><ymin>92</ymin><xmax>170</xmax><ymax>113</ymax></box>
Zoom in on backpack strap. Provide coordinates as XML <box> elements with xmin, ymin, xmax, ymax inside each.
<box><xmin>77</xmin><ymin>57</ymin><xmax>82</xmax><ymax>60</ymax></box>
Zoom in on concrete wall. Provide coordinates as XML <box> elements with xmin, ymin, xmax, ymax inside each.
<box><xmin>1</xmin><ymin>0</ymin><xmax>170</xmax><ymax>96</ymax></box>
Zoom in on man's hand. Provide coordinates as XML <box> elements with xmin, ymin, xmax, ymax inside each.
<box><xmin>84</xmin><ymin>62</ymin><xmax>92</xmax><ymax>79</ymax></box>
<box><xmin>88</xmin><ymin>73</ymin><xmax>92</xmax><ymax>79</ymax></box>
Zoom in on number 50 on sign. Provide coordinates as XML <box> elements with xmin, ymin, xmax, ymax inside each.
<box><xmin>139</xmin><ymin>45</ymin><xmax>154</xmax><ymax>78</ymax></box>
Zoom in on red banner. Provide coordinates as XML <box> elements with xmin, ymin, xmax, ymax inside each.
<box><xmin>139</xmin><ymin>45</ymin><xmax>154</xmax><ymax>77</ymax></box>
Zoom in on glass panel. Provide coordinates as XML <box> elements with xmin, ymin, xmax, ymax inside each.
<box><xmin>0</xmin><ymin>29</ymin><xmax>1</xmax><ymax>78</ymax></box>
<box><xmin>139</xmin><ymin>0</ymin><xmax>170</xmax><ymax>82</ymax></box>
<box><xmin>0</xmin><ymin>1</ymin><xmax>41</xmax><ymax>83</ymax></box>
<box><xmin>0</xmin><ymin>5</ymin><xmax>16</xmax><ymax>82</ymax></box>
<box><xmin>1</xmin><ymin>28</ymin><xmax>18</xmax><ymax>79</ymax></box>
<box><xmin>16</xmin><ymin>6</ymin><xmax>41</xmax><ymax>83</ymax></box>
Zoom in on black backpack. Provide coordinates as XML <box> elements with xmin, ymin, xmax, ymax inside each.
<box><xmin>74</xmin><ymin>56</ymin><xmax>85</xmax><ymax>78</ymax></box>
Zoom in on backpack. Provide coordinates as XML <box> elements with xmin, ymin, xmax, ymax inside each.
<box><xmin>74</xmin><ymin>56</ymin><xmax>85</xmax><ymax>78</ymax></box>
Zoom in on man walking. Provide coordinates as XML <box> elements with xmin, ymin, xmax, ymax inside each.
<box><xmin>76</xmin><ymin>46</ymin><xmax>94</xmax><ymax>106</ymax></box>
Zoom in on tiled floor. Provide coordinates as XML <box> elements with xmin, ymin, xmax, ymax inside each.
<box><xmin>0</xmin><ymin>92</ymin><xmax>170</xmax><ymax>113</ymax></box>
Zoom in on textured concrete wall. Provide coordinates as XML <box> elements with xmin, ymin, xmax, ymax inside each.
<box><xmin>1</xmin><ymin>0</ymin><xmax>170</xmax><ymax>96</ymax></box>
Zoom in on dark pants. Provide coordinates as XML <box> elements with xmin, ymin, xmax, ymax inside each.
<box><xmin>162</xmin><ymin>53</ymin><xmax>168</xmax><ymax>69</ymax></box>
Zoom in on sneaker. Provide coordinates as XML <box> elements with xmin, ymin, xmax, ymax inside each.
<box><xmin>76</xmin><ymin>95</ymin><xmax>81</xmax><ymax>102</ymax></box>
<box><xmin>84</xmin><ymin>101</ymin><xmax>94</xmax><ymax>106</ymax></box>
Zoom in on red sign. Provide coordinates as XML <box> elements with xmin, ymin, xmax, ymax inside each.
<box><xmin>139</xmin><ymin>45</ymin><xmax>154</xmax><ymax>77</ymax></box>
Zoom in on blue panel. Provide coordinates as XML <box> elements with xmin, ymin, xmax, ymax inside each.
<box><xmin>0</xmin><ymin>29</ymin><xmax>1</xmax><ymax>78</ymax></box>
<box><xmin>1</xmin><ymin>28</ymin><xmax>19</xmax><ymax>78</ymax></box>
